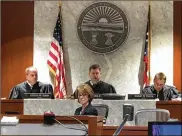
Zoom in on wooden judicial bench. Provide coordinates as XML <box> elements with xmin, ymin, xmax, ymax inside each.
<box><xmin>1</xmin><ymin>100</ymin><xmax>181</xmax><ymax>135</ymax></box>
<box><xmin>1</xmin><ymin>100</ymin><xmax>23</xmax><ymax>114</ymax></box>
<box><xmin>0</xmin><ymin>114</ymin><xmax>148</xmax><ymax>136</ymax></box>
<box><xmin>1</xmin><ymin>100</ymin><xmax>181</xmax><ymax>121</ymax></box>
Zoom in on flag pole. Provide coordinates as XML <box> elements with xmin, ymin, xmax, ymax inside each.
<box><xmin>58</xmin><ymin>0</ymin><xmax>69</xmax><ymax>99</ymax></box>
<box><xmin>47</xmin><ymin>0</ymin><xmax>67</xmax><ymax>99</ymax></box>
<box><xmin>52</xmin><ymin>1</ymin><xmax>62</xmax><ymax>99</ymax></box>
<box><xmin>148</xmin><ymin>0</ymin><xmax>151</xmax><ymax>84</ymax></box>
<box><xmin>59</xmin><ymin>0</ymin><xmax>61</xmax><ymax>8</ymax></box>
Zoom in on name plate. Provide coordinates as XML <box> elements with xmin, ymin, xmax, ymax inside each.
<box><xmin>94</xmin><ymin>93</ymin><xmax>126</xmax><ymax>100</ymax></box>
<box><xmin>128</xmin><ymin>94</ymin><xmax>156</xmax><ymax>99</ymax></box>
<box><xmin>24</xmin><ymin>93</ymin><xmax>51</xmax><ymax>99</ymax></box>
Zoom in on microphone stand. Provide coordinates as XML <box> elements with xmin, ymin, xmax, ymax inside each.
<box><xmin>113</xmin><ymin>114</ymin><xmax>130</xmax><ymax>136</ymax></box>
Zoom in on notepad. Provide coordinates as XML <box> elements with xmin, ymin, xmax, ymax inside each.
<box><xmin>1</xmin><ymin>116</ymin><xmax>19</xmax><ymax>126</ymax></box>
<box><xmin>172</xmin><ymin>98</ymin><xmax>181</xmax><ymax>101</ymax></box>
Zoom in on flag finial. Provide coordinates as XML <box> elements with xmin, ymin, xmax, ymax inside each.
<box><xmin>59</xmin><ymin>1</ymin><xmax>62</xmax><ymax>8</ymax></box>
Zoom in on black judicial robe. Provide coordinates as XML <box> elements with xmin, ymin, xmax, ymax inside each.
<box><xmin>73</xmin><ymin>80</ymin><xmax>116</xmax><ymax>99</ymax></box>
<box><xmin>74</xmin><ymin>104</ymin><xmax>98</xmax><ymax>116</ymax></box>
<box><xmin>9</xmin><ymin>81</ymin><xmax>54</xmax><ymax>99</ymax></box>
<box><xmin>85</xmin><ymin>80</ymin><xmax>116</xmax><ymax>94</ymax></box>
<box><xmin>142</xmin><ymin>85</ymin><xmax>179</xmax><ymax>101</ymax></box>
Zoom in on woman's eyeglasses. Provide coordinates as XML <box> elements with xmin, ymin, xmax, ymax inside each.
<box><xmin>78</xmin><ymin>93</ymin><xmax>88</xmax><ymax>97</ymax></box>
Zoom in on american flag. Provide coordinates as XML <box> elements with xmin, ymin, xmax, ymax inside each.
<box><xmin>47</xmin><ymin>7</ymin><xmax>66</xmax><ymax>98</ymax></box>
<box><xmin>143</xmin><ymin>5</ymin><xmax>150</xmax><ymax>88</ymax></box>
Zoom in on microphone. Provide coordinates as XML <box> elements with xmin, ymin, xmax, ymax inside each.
<box><xmin>64</xmin><ymin>116</ymin><xmax>88</xmax><ymax>132</ymax></box>
<box><xmin>113</xmin><ymin>104</ymin><xmax>134</xmax><ymax>136</ymax></box>
<box><xmin>43</xmin><ymin>111</ymin><xmax>88</xmax><ymax>134</ymax></box>
<box><xmin>123</xmin><ymin>104</ymin><xmax>134</xmax><ymax>121</ymax></box>
<box><xmin>54</xmin><ymin>116</ymin><xmax>88</xmax><ymax>135</ymax></box>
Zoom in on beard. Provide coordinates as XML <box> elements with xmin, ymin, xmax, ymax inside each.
<box><xmin>91</xmin><ymin>79</ymin><xmax>100</xmax><ymax>84</ymax></box>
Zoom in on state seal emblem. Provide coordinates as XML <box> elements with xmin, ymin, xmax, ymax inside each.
<box><xmin>77</xmin><ymin>2</ymin><xmax>129</xmax><ymax>53</ymax></box>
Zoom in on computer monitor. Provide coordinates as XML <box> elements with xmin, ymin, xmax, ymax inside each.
<box><xmin>24</xmin><ymin>93</ymin><xmax>52</xmax><ymax>99</ymax></box>
<box><xmin>148</xmin><ymin>122</ymin><xmax>182</xmax><ymax>136</ymax></box>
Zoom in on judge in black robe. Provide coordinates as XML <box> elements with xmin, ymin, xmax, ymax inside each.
<box><xmin>142</xmin><ymin>85</ymin><xmax>179</xmax><ymax>101</ymax></box>
<box><xmin>8</xmin><ymin>66</ymin><xmax>54</xmax><ymax>99</ymax></box>
<box><xmin>142</xmin><ymin>72</ymin><xmax>179</xmax><ymax>101</ymax></box>
<box><xmin>73</xmin><ymin>64</ymin><xmax>116</xmax><ymax>99</ymax></box>
<box><xmin>9</xmin><ymin>81</ymin><xmax>54</xmax><ymax>99</ymax></box>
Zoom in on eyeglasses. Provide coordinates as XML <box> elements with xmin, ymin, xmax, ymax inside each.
<box><xmin>78</xmin><ymin>93</ymin><xmax>88</xmax><ymax>97</ymax></box>
<box><xmin>155</xmin><ymin>83</ymin><xmax>164</xmax><ymax>87</ymax></box>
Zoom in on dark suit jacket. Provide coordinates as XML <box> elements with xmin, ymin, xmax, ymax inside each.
<box><xmin>74</xmin><ymin>104</ymin><xmax>98</xmax><ymax>116</ymax></box>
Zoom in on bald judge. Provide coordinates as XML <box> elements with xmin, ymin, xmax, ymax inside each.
<box><xmin>9</xmin><ymin>66</ymin><xmax>54</xmax><ymax>99</ymax></box>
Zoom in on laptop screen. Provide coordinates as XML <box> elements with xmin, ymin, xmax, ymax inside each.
<box><xmin>148</xmin><ymin>122</ymin><xmax>182</xmax><ymax>136</ymax></box>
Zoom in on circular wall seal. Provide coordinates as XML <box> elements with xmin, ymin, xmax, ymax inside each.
<box><xmin>77</xmin><ymin>2</ymin><xmax>129</xmax><ymax>54</ymax></box>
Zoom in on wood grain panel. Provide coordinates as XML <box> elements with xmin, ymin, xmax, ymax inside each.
<box><xmin>156</xmin><ymin>101</ymin><xmax>182</xmax><ymax>121</ymax></box>
<box><xmin>1</xmin><ymin>1</ymin><xmax>34</xmax><ymax>98</ymax></box>
<box><xmin>173</xmin><ymin>2</ymin><xmax>182</xmax><ymax>92</ymax></box>
<box><xmin>1</xmin><ymin>100</ymin><xmax>23</xmax><ymax>114</ymax></box>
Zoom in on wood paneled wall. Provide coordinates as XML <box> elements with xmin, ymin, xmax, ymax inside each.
<box><xmin>174</xmin><ymin>2</ymin><xmax>182</xmax><ymax>92</ymax></box>
<box><xmin>1</xmin><ymin>1</ymin><xmax>34</xmax><ymax>98</ymax></box>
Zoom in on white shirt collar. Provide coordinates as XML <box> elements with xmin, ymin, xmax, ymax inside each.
<box><xmin>90</xmin><ymin>80</ymin><xmax>94</xmax><ymax>86</ymax></box>
<box><xmin>90</xmin><ymin>80</ymin><xmax>100</xmax><ymax>85</ymax></box>
<box><xmin>26</xmin><ymin>81</ymin><xmax>33</xmax><ymax>88</ymax></box>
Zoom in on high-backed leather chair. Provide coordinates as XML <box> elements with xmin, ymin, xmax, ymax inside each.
<box><xmin>134</xmin><ymin>108</ymin><xmax>170</xmax><ymax>126</ymax></box>
<box><xmin>92</xmin><ymin>104</ymin><xmax>109</xmax><ymax>124</ymax></box>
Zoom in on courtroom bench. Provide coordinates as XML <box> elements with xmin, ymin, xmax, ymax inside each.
<box><xmin>1</xmin><ymin>99</ymin><xmax>182</xmax><ymax>124</ymax></box>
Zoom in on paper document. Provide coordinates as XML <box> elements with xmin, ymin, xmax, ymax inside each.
<box><xmin>172</xmin><ymin>98</ymin><xmax>181</xmax><ymax>101</ymax></box>
<box><xmin>1</xmin><ymin>116</ymin><xmax>19</xmax><ymax>126</ymax></box>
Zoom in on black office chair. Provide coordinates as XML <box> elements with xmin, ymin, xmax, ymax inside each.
<box><xmin>134</xmin><ymin>108</ymin><xmax>170</xmax><ymax>126</ymax></box>
<box><xmin>92</xmin><ymin>104</ymin><xmax>109</xmax><ymax>124</ymax></box>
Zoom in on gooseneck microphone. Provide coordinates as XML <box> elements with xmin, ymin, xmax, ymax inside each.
<box><xmin>54</xmin><ymin>118</ymin><xmax>87</xmax><ymax>133</ymax></box>
<box><xmin>64</xmin><ymin>116</ymin><xmax>88</xmax><ymax>131</ymax></box>
<box><xmin>113</xmin><ymin>114</ymin><xmax>130</xmax><ymax>136</ymax></box>
<box><xmin>54</xmin><ymin>116</ymin><xmax>88</xmax><ymax>133</ymax></box>
<box><xmin>43</xmin><ymin>111</ymin><xmax>88</xmax><ymax>134</ymax></box>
